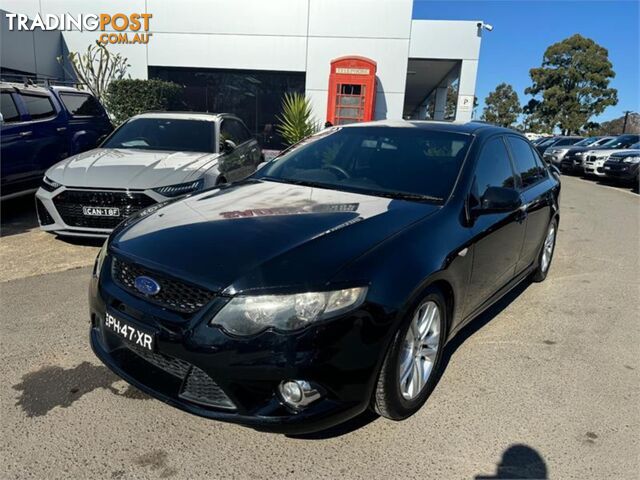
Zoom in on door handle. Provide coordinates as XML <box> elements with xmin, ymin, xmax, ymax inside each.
<box><xmin>56</xmin><ymin>127</ymin><xmax>67</xmax><ymax>132</ymax></box>
<box><xmin>19</xmin><ymin>131</ymin><xmax>32</xmax><ymax>137</ymax></box>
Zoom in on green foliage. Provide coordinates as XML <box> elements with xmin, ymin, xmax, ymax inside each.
<box><xmin>481</xmin><ymin>83</ymin><xmax>522</xmax><ymax>128</ymax></box>
<box><xmin>105</xmin><ymin>79</ymin><xmax>184</xmax><ymax>125</ymax></box>
<box><xmin>57</xmin><ymin>41</ymin><xmax>129</xmax><ymax>104</ymax></box>
<box><xmin>276</xmin><ymin>92</ymin><xmax>319</xmax><ymax>145</ymax></box>
<box><xmin>524</xmin><ymin>34</ymin><xmax>618</xmax><ymax>134</ymax></box>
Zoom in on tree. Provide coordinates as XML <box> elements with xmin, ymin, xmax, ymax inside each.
<box><xmin>58</xmin><ymin>41</ymin><xmax>130</xmax><ymax>104</ymax></box>
<box><xmin>481</xmin><ymin>83</ymin><xmax>521</xmax><ymax>128</ymax></box>
<box><xmin>276</xmin><ymin>93</ymin><xmax>319</xmax><ymax>145</ymax></box>
<box><xmin>525</xmin><ymin>34</ymin><xmax>618</xmax><ymax>134</ymax></box>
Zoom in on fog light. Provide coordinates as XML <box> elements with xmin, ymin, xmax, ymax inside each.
<box><xmin>278</xmin><ymin>380</ymin><xmax>321</xmax><ymax>410</ymax></box>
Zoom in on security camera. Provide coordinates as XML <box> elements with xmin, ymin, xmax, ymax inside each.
<box><xmin>477</xmin><ymin>22</ymin><xmax>494</xmax><ymax>32</ymax></box>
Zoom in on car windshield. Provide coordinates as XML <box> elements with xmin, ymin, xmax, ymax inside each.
<box><xmin>103</xmin><ymin>118</ymin><xmax>216</xmax><ymax>153</ymax></box>
<box><xmin>600</xmin><ymin>135</ymin><xmax>640</xmax><ymax>149</ymax></box>
<box><xmin>539</xmin><ymin>137</ymin><xmax>557</xmax><ymax>146</ymax></box>
<box><xmin>257</xmin><ymin>126</ymin><xmax>472</xmax><ymax>203</ymax></box>
<box><xmin>574</xmin><ymin>137</ymin><xmax>597</xmax><ymax>146</ymax></box>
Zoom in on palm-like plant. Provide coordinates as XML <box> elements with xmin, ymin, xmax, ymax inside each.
<box><xmin>276</xmin><ymin>92</ymin><xmax>320</xmax><ymax>145</ymax></box>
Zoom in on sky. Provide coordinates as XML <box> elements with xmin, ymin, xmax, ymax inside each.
<box><xmin>412</xmin><ymin>0</ymin><xmax>639</xmax><ymax>123</ymax></box>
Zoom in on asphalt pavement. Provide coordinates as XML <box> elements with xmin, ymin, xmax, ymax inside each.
<box><xmin>1</xmin><ymin>176</ymin><xmax>638</xmax><ymax>479</ymax></box>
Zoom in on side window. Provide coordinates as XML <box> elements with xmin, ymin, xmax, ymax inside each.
<box><xmin>220</xmin><ymin>120</ymin><xmax>238</xmax><ymax>149</ymax></box>
<box><xmin>220</xmin><ymin>119</ymin><xmax>251</xmax><ymax>149</ymax></box>
<box><xmin>474</xmin><ymin>137</ymin><xmax>516</xmax><ymax>198</ymax></box>
<box><xmin>0</xmin><ymin>92</ymin><xmax>21</xmax><ymax>122</ymax></box>
<box><xmin>60</xmin><ymin>93</ymin><xmax>103</xmax><ymax>117</ymax></box>
<box><xmin>235</xmin><ymin>120</ymin><xmax>252</xmax><ymax>143</ymax></box>
<box><xmin>507</xmin><ymin>136</ymin><xmax>544</xmax><ymax>189</ymax></box>
<box><xmin>19</xmin><ymin>93</ymin><xmax>56</xmax><ymax>120</ymax></box>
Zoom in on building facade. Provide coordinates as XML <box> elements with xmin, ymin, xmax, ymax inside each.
<box><xmin>1</xmin><ymin>0</ymin><xmax>483</xmax><ymax>146</ymax></box>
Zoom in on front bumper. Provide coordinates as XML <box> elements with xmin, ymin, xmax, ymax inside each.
<box><xmin>583</xmin><ymin>158</ymin><xmax>608</xmax><ymax>177</ymax></box>
<box><xmin>602</xmin><ymin>161</ymin><xmax>640</xmax><ymax>181</ymax></box>
<box><xmin>89</xmin><ymin>256</ymin><xmax>391</xmax><ymax>434</ymax></box>
<box><xmin>35</xmin><ymin>186</ymin><xmax>169</xmax><ymax>237</ymax></box>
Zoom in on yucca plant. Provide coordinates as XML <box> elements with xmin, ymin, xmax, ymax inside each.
<box><xmin>276</xmin><ymin>92</ymin><xmax>320</xmax><ymax>145</ymax></box>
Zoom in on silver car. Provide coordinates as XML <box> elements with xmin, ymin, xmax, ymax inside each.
<box><xmin>35</xmin><ymin>112</ymin><xmax>262</xmax><ymax>237</ymax></box>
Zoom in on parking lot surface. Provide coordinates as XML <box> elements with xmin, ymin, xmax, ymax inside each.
<box><xmin>1</xmin><ymin>176</ymin><xmax>638</xmax><ymax>479</ymax></box>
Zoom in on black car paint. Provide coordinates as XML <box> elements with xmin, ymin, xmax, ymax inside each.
<box><xmin>89</xmin><ymin>123</ymin><xmax>560</xmax><ymax>434</ymax></box>
<box><xmin>603</xmin><ymin>151</ymin><xmax>640</xmax><ymax>182</ymax></box>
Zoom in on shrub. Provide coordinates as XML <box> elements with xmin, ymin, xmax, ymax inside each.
<box><xmin>106</xmin><ymin>79</ymin><xmax>184</xmax><ymax>125</ymax></box>
<box><xmin>276</xmin><ymin>92</ymin><xmax>320</xmax><ymax>145</ymax></box>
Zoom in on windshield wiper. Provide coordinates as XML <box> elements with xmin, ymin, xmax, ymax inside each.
<box><xmin>369</xmin><ymin>191</ymin><xmax>443</xmax><ymax>203</ymax></box>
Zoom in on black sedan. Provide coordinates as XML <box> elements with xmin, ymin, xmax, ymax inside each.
<box><xmin>603</xmin><ymin>143</ymin><xmax>640</xmax><ymax>183</ymax></box>
<box><xmin>89</xmin><ymin>121</ymin><xmax>560</xmax><ymax>434</ymax></box>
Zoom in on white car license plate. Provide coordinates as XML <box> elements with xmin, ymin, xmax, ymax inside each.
<box><xmin>104</xmin><ymin>311</ymin><xmax>154</xmax><ymax>351</ymax></box>
<box><xmin>83</xmin><ymin>206</ymin><xmax>120</xmax><ymax>217</ymax></box>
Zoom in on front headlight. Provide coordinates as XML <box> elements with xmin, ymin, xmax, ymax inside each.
<box><xmin>41</xmin><ymin>176</ymin><xmax>62</xmax><ymax>192</ymax></box>
<box><xmin>622</xmin><ymin>156</ymin><xmax>640</xmax><ymax>164</ymax></box>
<box><xmin>93</xmin><ymin>240</ymin><xmax>108</xmax><ymax>277</ymax></box>
<box><xmin>211</xmin><ymin>287</ymin><xmax>368</xmax><ymax>336</ymax></box>
<box><xmin>153</xmin><ymin>178</ymin><xmax>204</xmax><ymax>197</ymax></box>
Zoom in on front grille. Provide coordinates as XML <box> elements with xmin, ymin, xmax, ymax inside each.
<box><xmin>53</xmin><ymin>190</ymin><xmax>156</xmax><ymax>229</ymax></box>
<box><xmin>126</xmin><ymin>344</ymin><xmax>235</xmax><ymax>410</ymax></box>
<box><xmin>129</xmin><ymin>345</ymin><xmax>192</xmax><ymax>378</ymax></box>
<box><xmin>112</xmin><ymin>257</ymin><xmax>216</xmax><ymax>314</ymax></box>
<box><xmin>35</xmin><ymin>199</ymin><xmax>54</xmax><ymax>226</ymax></box>
<box><xmin>180</xmin><ymin>366</ymin><xmax>236</xmax><ymax>409</ymax></box>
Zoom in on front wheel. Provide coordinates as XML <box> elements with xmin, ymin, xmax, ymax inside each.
<box><xmin>531</xmin><ymin>218</ymin><xmax>558</xmax><ymax>282</ymax></box>
<box><xmin>373</xmin><ymin>289</ymin><xmax>446</xmax><ymax>420</ymax></box>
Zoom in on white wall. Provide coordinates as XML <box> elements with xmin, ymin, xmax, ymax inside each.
<box><xmin>409</xmin><ymin>20</ymin><xmax>482</xmax><ymax>122</ymax></box>
<box><xmin>1</xmin><ymin>2</ymin><xmax>482</xmax><ymax>123</ymax></box>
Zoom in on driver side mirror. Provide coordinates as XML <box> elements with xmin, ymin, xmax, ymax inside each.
<box><xmin>222</xmin><ymin>139</ymin><xmax>237</xmax><ymax>153</ymax></box>
<box><xmin>475</xmin><ymin>186</ymin><xmax>522</xmax><ymax>215</ymax></box>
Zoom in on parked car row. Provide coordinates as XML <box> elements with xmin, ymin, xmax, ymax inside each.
<box><xmin>554</xmin><ymin>134</ymin><xmax>640</xmax><ymax>183</ymax></box>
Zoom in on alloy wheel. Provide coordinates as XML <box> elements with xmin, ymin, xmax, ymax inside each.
<box><xmin>541</xmin><ymin>224</ymin><xmax>556</xmax><ymax>273</ymax></box>
<box><xmin>398</xmin><ymin>300</ymin><xmax>441</xmax><ymax>400</ymax></box>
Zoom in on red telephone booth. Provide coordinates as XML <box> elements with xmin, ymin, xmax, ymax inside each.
<box><xmin>326</xmin><ymin>56</ymin><xmax>377</xmax><ymax>125</ymax></box>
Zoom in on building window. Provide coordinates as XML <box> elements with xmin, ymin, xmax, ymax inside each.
<box><xmin>149</xmin><ymin>66</ymin><xmax>305</xmax><ymax>150</ymax></box>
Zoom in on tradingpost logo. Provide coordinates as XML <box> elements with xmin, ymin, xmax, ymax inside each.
<box><xmin>4</xmin><ymin>12</ymin><xmax>153</xmax><ymax>45</ymax></box>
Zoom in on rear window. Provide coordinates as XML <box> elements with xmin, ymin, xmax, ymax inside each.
<box><xmin>20</xmin><ymin>93</ymin><xmax>56</xmax><ymax>120</ymax></box>
<box><xmin>258</xmin><ymin>126</ymin><xmax>472</xmax><ymax>201</ymax></box>
<box><xmin>1</xmin><ymin>92</ymin><xmax>20</xmax><ymax>122</ymax></box>
<box><xmin>60</xmin><ymin>93</ymin><xmax>104</xmax><ymax>117</ymax></box>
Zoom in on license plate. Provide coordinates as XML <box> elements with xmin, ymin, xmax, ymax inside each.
<box><xmin>104</xmin><ymin>311</ymin><xmax>154</xmax><ymax>351</ymax></box>
<box><xmin>83</xmin><ymin>206</ymin><xmax>120</xmax><ymax>217</ymax></box>
<box><xmin>604</xmin><ymin>166</ymin><xmax>610</xmax><ymax>170</ymax></box>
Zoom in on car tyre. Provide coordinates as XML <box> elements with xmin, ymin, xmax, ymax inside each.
<box><xmin>531</xmin><ymin>217</ymin><xmax>558</xmax><ymax>283</ymax></box>
<box><xmin>373</xmin><ymin>288</ymin><xmax>447</xmax><ymax>420</ymax></box>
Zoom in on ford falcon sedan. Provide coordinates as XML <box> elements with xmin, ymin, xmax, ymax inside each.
<box><xmin>90</xmin><ymin>120</ymin><xmax>560</xmax><ymax>434</ymax></box>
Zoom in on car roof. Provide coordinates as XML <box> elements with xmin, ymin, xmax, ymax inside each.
<box><xmin>340</xmin><ymin>119</ymin><xmax>516</xmax><ymax>136</ymax></box>
<box><xmin>0</xmin><ymin>81</ymin><xmax>51</xmax><ymax>94</ymax></box>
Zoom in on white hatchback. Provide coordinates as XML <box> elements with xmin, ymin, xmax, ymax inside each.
<box><xmin>35</xmin><ymin>112</ymin><xmax>262</xmax><ymax>237</ymax></box>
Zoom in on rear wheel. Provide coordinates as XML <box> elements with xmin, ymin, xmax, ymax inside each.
<box><xmin>373</xmin><ymin>289</ymin><xmax>447</xmax><ymax>420</ymax></box>
<box><xmin>532</xmin><ymin>218</ymin><xmax>558</xmax><ymax>282</ymax></box>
